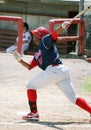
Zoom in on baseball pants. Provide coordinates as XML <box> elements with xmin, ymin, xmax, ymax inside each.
<box><xmin>6</xmin><ymin>43</ymin><xmax>29</xmax><ymax>54</ymax></box>
<box><xmin>27</xmin><ymin>64</ymin><xmax>78</xmax><ymax>104</ymax></box>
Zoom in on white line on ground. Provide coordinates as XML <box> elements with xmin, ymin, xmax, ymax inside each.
<box><xmin>0</xmin><ymin>121</ymin><xmax>40</xmax><ymax>126</ymax></box>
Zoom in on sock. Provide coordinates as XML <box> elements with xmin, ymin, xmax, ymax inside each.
<box><xmin>27</xmin><ymin>89</ymin><xmax>38</xmax><ymax>113</ymax></box>
<box><xmin>76</xmin><ymin>97</ymin><xmax>91</xmax><ymax>114</ymax></box>
<box><xmin>28</xmin><ymin>101</ymin><xmax>37</xmax><ymax>113</ymax></box>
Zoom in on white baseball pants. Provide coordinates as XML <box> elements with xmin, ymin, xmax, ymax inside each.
<box><xmin>27</xmin><ymin>64</ymin><xmax>78</xmax><ymax>104</ymax></box>
<box><xmin>6</xmin><ymin>43</ymin><xmax>29</xmax><ymax>54</ymax></box>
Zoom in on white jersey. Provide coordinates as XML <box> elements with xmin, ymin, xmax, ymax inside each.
<box><xmin>6</xmin><ymin>31</ymin><xmax>32</xmax><ymax>54</ymax></box>
<box><xmin>16</xmin><ymin>31</ymin><xmax>31</xmax><ymax>44</ymax></box>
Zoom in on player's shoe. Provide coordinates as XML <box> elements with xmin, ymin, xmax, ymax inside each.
<box><xmin>22</xmin><ymin>112</ymin><xmax>39</xmax><ymax>121</ymax></box>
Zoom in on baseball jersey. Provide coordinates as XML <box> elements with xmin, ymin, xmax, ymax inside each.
<box><xmin>34</xmin><ymin>34</ymin><xmax>62</xmax><ymax>70</ymax></box>
<box><xmin>16</xmin><ymin>31</ymin><xmax>31</xmax><ymax>43</ymax></box>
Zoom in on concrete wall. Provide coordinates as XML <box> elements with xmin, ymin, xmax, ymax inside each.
<box><xmin>0</xmin><ymin>0</ymin><xmax>79</xmax><ymax>30</ymax></box>
<box><xmin>0</xmin><ymin>13</ymin><xmax>58</xmax><ymax>30</ymax></box>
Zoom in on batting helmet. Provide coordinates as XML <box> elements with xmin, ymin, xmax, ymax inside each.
<box><xmin>31</xmin><ymin>27</ymin><xmax>49</xmax><ymax>39</ymax></box>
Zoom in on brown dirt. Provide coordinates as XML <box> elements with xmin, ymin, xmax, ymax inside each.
<box><xmin>0</xmin><ymin>52</ymin><xmax>91</xmax><ymax>130</ymax></box>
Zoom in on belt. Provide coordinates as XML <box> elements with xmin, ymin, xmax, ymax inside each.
<box><xmin>52</xmin><ymin>64</ymin><xmax>59</xmax><ymax>66</ymax></box>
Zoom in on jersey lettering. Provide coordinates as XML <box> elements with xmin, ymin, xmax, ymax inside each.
<box><xmin>34</xmin><ymin>50</ymin><xmax>42</xmax><ymax>65</ymax></box>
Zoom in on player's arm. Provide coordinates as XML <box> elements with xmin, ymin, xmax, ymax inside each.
<box><xmin>51</xmin><ymin>21</ymin><xmax>71</xmax><ymax>41</ymax></box>
<box><xmin>44</xmin><ymin>21</ymin><xmax>71</xmax><ymax>48</ymax></box>
<box><xmin>56</xmin><ymin>21</ymin><xmax>71</xmax><ymax>35</ymax></box>
<box><xmin>13</xmin><ymin>50</ymin><xmax>38</xmax><ymax>70</ymax></box>
<box><xmin>19</xmin><ymin>59</ymin><xmax>38</xmax><ymax>70</ymax></box>
<box><xmin>19</xmin><ymin>59</ymin><xmax>30</xmax><ymax>69</ymax></box>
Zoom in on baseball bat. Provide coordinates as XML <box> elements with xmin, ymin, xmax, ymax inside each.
<box><xmin>70</xmin><ymin>5</ymin><xmax>91</xmax><ymax>23</ymax></box>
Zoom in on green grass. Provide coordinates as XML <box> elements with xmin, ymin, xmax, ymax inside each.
<box><xmin>84</xmin><ymin>76</ymin><xmax>91</xmax><ymax>92</ymax></box>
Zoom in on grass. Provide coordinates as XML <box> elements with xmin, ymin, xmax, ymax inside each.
<box><xmin>84</xmin><ymin>76</ymin><xmax>91</xmax><ymax>92</ymax></box>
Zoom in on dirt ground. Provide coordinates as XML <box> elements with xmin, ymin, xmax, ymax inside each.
<box><xmin>0</xmin><ymin>52</ymin><xmax>91</xmax><ymax>130</ymax></box>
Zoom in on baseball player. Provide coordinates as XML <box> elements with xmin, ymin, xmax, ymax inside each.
<box><xmin>6</xmin><ymin>22</ymin><xmax>32</xmax><ymax>54</ymax></box>
<box><xmin>13</xmin><ymin>21</ymin><xmax>91</xmax><ymax>122</ymax></box>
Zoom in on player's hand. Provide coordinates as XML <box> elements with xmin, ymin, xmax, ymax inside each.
<box><xmin>13</xmin><ymin>50</ymin><xmax>22</xmax><ymax>62</ymax></box>
<box><xmin>62</xmin><ymin>21</ymin><xmax>71</xmax><ymax>29</ymax></box>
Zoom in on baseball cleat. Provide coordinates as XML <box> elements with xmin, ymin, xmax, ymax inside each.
<box><xmin>22</xmin><ymin>112</ymin><xmax>39</xmax><ymax>121</ymax></box>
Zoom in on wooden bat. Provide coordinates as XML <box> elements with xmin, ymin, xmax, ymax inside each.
<box><xmin>70</xmin><ymin>5</ymin><xmax>91</xmax><ymax>23</ymax></box>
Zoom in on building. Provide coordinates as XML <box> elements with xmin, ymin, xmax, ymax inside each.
<box><xmin>0</xmin><ymin>0</ymin><xmax>91</xmax><ymax>55</ymax></box>
<box><xmin>0</xmin><ymin>0</ymin><xmax>80</xmax><ymax>30</ymax></box>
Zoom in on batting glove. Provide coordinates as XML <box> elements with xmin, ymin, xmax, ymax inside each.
<box><xmin>13</xmin><ymin>50</ymin><xmax>22</xmax><ymax>62</ymax></box>
<box><xmin>62</xmin><ymin>21</ymin><xmax>71</xmax><ymax>29</ymax></box>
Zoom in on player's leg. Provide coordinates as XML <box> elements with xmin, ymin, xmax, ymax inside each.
<box><xmin>27</xmin><ymin>65</ymin><xmax>68</xmax><ymax>90</ymax></box>
<box><xmin>75</xmin><ymin>97</ymin><xmax>91</xmax><ymax>115</ymax></box>
<box><xmin>56</xmin><ymin>78</ymin><xmax>78</xmax><ymax>103</ymax></box>
<box><xmin>6</xmin><ymin>45</ymin><xmax>17</xmax><ymax>53</ymax></box>
<box><xmin>56</xmin><ymin>76</ymin><xmax>91</xmax><ymax>116</ymax></box>
<box><xmin>23</xmin><ymin>66</ymin><xmax>61</xmax><ymax>121</ymax></box>
<box><xmin>23</xmin><ymin>64</ymin><xmax>71</xmax><ymax>121</ymax></box>
<box><xmin>22</xmin><ymin>88</ymin><xmax>39</xmax><ymax>121</ymax></box>
<box><xmin>26</xmin><ymin>65</ymin><xmax>67</xmax><ymax>113</ymax></box>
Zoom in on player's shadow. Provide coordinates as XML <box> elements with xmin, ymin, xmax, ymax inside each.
<box><xmin>33</xmin><ymin>121</ymin><xmax>87</xmax><ymax>130</ymax></box>
<box><xmin>17</xmin><ymin>120</ymin><xmax>88</xmax><ymax>130</ymax></box>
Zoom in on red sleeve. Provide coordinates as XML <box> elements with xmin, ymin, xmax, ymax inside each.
<box><xmin>51</xmin><ymin>31</ymin><xmax>58</xmax><ymax>41</ymax></box>
<box><xmin>29</xmin><ymin>59</ymin><xmax>38</xmax><ymax>70</ymax></box>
